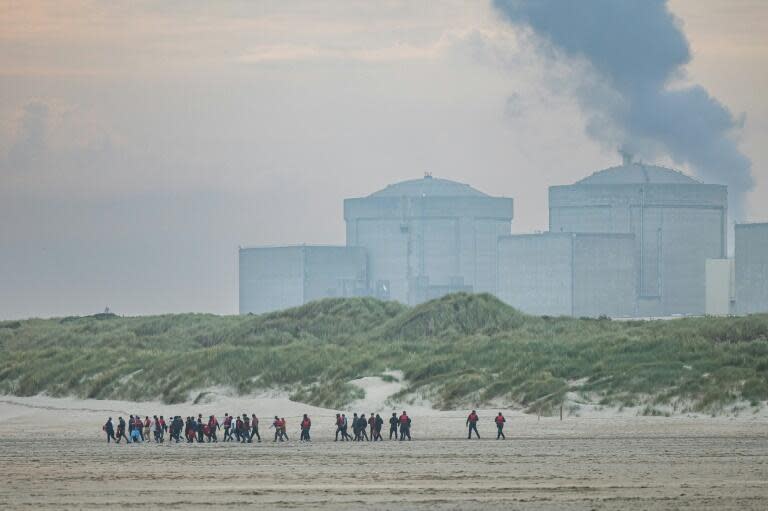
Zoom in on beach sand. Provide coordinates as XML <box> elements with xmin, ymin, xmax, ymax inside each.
<box><xmin>1</xmin><ymin>390</ymin><xmax>766</xmax><ymax>510</ymax></box>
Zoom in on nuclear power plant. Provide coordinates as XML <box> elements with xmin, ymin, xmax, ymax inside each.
<box><xmin>239</xmin><ymin>161</ymin><xmax>767</xmax><ymax>317</ymax></box>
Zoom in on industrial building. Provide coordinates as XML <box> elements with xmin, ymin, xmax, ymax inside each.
<box><xmin>344</xmin><ymin>175</ymin><xmax>513</xmax><ymax>304</ymax></box>
<box><xmin>735</xmin><ymin>223</ymin><xmax>768</xmax><ymax>314</ymax></box>
<box><xmin>549</xmin><ymin>160</ymin><xmax>727</xmax><ymax>316</ymax></box>
<box><xmin>497</xmin><ymin>233</ymin><xmax>637</xmax><ymax>317</ymax></box>
<box><xmin>238</xmin><ymin>163</ymin><xmax>766</xmax><ymax>317</ymax></box>
<box><xmin>238</xmin><ymin>245</ymin><xmax>367</xmax><ymax>314</ymax></box>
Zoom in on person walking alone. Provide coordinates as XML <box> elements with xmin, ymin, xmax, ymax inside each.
<box><xmin>494</xmin><ymin>412</ymin><xmax>506</xmax><ymax>440</ymax></box>
<box><xmin>300</xmin><ymin>414</ymin><xmax>312</xmax><ymax>442</ymax></box>
<box><xmin>466</xmin><ymin>410</ymin><xmax>480</xmax><ymax>439</ymax></box>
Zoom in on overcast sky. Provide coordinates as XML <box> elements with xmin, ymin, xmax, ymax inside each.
<box><xmin>1</xmin><ymin>0</ymin><xmax>767</xmax><ymax>319</ymax></box>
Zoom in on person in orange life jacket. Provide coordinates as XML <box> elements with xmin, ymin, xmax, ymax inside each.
<box><xmin>222</xmin><ymin>413</ymin><xmax>232</xmax><ymax>442</ymax></box>
<box><xmin>103</xmin><ymin>417</ymin><xmax>115</xmax><ymax>443</ymax></box>
<box><xmin>466</xmin><ymin>410</ymin><xmax>480</xmax><ymax>439</ymax></box>
<box><xmin>389</xmin><ymin>413</ymin><xmax>399</xmax><ymax>440</ymax></box>
<box><xmin>494</xmin><ymin>412</ymin><xmax>506</xmax><ymax>440</ymax></box>
<box><xmin>184</xmin><ymin>417</ymin><xmax>193</xmax><ymax>442</ymax></box>
<box><xmin>249</xmin><ymin>414</ymin><xmax>261</xmax><ymax>443</ymax></box>
<box><xmin>398</xmin><ymin>411</ymin><xmax>411</xmax><ymax>441</ymax></box>
<box><xmin>374</xmin><ymin>414</ymin><xmax>384</xmax><ymax>441</ymax></box>
<box><xmin>208</xmin><ymin>415</ymin><xmax>219</xmax><ymax>442</ymax></box>
<box><xmin>368</xmin><ymin>413</ymin><xmax>376</xmax><ymax>441</ymax></box>
<box><xmin>467</xmin><ymin>410</ymin><xmax>480</xmax><ymax>440</ymax></box>
<box><xmin>241</xmin><ymin>415</ymin><xmax>250</xmax><ymax>443</ymax></box>
<box><xmin>300</xmin><ymin>414</ymin><xmax>312</xmax><ymax>441</ymax></box>
<box><xmin>280</xmin><ymin>418</ymin><xmax>289</xmax><ymax>441</ymax></box>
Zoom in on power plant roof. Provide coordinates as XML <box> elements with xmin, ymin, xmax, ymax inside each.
<box><xmin>369</xmin><ymin>175</ymin><xmax>489</xmax><ymax>198</ymax></box>
<box><xmin>576</xmin><ymin>163</ymin><xmax>700</xmax><ymax>185</ymax></box>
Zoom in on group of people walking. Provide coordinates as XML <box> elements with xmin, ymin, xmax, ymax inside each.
<box><xmin>466</xmin><ymin>410</ymin><xmax>508</xmax><ymax>440</ymax></box>
<box><xmin>332</xmin><ymin>411</ymin><xmax>412</xmax><ymax>441</ymax></box>
<box><xmin>103</xmin><ymin>409</ymin><xmax>509</xmax><ymax>443</ymax></box>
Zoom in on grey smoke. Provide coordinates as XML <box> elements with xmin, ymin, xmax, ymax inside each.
<box><xmin>493</xmin><ymin>0</ymin><xmax>753</xmax><ymax>220</ymax></box>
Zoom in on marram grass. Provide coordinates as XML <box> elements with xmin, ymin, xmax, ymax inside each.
<box><xmin>1</xmin><ymin>293</ymin><xmax>767</xmax><ymax>414</ymax></box>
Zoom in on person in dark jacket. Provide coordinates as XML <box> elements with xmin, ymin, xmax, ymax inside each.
<box><xmin>196</xmin><ymin>414</ymin><xmax>204</xmax><ymax>442</ymax></box>
<box><xmin>358</xmin><ymin>414</ymin><xmax>369</xmax><ymax>441</ymax></box>
<box><xmin>104</xmin><ymin>417</ymin><xmax>115</xmax><ymax>443</ymax></box>
<box><xmin>373</xmin><ymin>414</ymin><xmax>384</xmax><ymax>441</ymax></box>
<box><xmin>116</xmin><ymin>417</ymin><xmax>129</xmax><ymax>443</ymax></box>
<box><xmin>389</xmin><ymin>412</ymin><xmax>399</xmax><ymax>440</ymax></box>
<box><xmin>250</xmin><ymin>414</ymin><xmax>261</xmax><ymax>443</ymax></box>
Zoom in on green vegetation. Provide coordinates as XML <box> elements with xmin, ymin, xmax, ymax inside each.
<box><xmin>1</xmin><ymin>293</ymin><xmax>767</xmax><ymax>414</ymax></box>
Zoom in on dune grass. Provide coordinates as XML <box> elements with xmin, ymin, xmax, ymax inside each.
<box><xmin>1</xmin><ymin>293</ymin><xmax>767</xmax><ymax>414</ymax></box>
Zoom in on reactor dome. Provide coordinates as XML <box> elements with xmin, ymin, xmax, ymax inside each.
<box><xmin>576</xmin><ymin>163</ymin><xmax>700</xmax><ymax>185</ymax></box>
<box><xmin>549</xmin><ymin>160</ymin><xmax>727</xmax><ymax>317</ymax></box>
<box><xmin>368</xmin><ymin>175</ymin><xmax>488</xmax><ymax>198</ymax></box>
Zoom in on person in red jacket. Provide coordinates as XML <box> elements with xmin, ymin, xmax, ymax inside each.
<box><xmin>398</xmin><ymin>411</ymin><xmax>411</xmax><ymax>441</ymax></box>
<box><xmin>208</xmin><ymin>415</ymin><xmax>219</xmax><ymax>442</ymax></box>
<box><xmin>494</xmin><ymin>412</ymin><xmax>506</xmax><ymax>440</ymax></box>
<box><xmin>466</xmin><ymin>410</ymin><xmax>480</xmax><ymax>439</ymax></box>
<box><xmin>300</xmin><ymin>414</ymin><xmax>312</xmax><ymax>442</ymax></box>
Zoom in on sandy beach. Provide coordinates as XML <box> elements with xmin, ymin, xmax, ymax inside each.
<box><xmin>1</xmin><ymin>391</ymin><xmax>767</xmax><ymax>510</ymax></box>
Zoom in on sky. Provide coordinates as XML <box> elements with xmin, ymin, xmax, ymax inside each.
<box><xmin>1</xmin><ymin>0</ymin><xmax>767</xmax><ymax>319</ymax></box>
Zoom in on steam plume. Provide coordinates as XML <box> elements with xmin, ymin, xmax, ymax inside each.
<box><xmin>493</xmin><ymin>0</ymin><xmax>753</xmax><ymax>220</ymax></box>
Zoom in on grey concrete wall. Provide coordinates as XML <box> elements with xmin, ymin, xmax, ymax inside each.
<box><xmin>239</xmin><ymin>247</ymin><xmax>304</xmax><ymax>314</ymax></box>
<box><xmin>497</xmin><ymin>233</ymin><xmax>637</xmax><ymax>317</ymax></box>
<box><xmin>735</xmin><ymin>223</ymin><xmax>768</xmax><ymax>314</ymax></box>
<box><xmin>345</xmin><ymin>195</ymin><xmax>513</xmax><ymax>305</ymax></box>
<box><xmin>497</xmin><ymin>234</ymin><xmax>573</xmax><ymax>316</ymax></box>
<box><xmin>239</xmin><ymin>245</ymin><xmax>368</xmax><ymax>314</ymax></box>
<box><xmin>549</xmin><ymin>183</ymin><xmax>726</xmax><ymax>316</ymax></box>
<box><xmin>572</xmin><ymin>234</ymin><xmax>637</xmax><ymax>317</ymax></box>
<box><xmin>705</xmin><ymin>259</ymin><xmax>734</xmax><ymax>316</ymax></box>
<box><xmin>303</xmin><ymin>246</ymin><xmax>368</xmax><ymax>303</ymax></box>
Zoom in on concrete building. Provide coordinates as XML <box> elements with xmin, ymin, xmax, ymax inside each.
<box><xmin>735</xmin><ymin>223</ymin><xmax>768</xmax><ymax>314</ymax></box>
<box><xmin>238</xmin><ymin>245</ymin><xmax>368</xmax><ymax>314</ymax></box>
<box><xmin>549</xmin><ymin>161</ymin><xmax>727</xmax><ymax>316</ymax></box>
<box><xmin>705</xmin><ymin>259</ymin><xmax>735</xmax><ymax>316</ymax></box>
<box><xmin>344</xmin><ymin>175</ymin><xmax>513</xmax><ymax>305</ymax></box>
<box><xmin>497</xmin><ymin>233</ymin><xmax>637</xmax><ymax>317</ymax></box>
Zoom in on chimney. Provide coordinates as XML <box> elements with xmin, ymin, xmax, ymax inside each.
<box><xmin>619</xmin><ymin>149</ymin><xmax>634</xmax><ymax>166</ymax></box>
